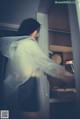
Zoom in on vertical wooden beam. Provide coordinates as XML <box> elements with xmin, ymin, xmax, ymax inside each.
<box><xmin>68</xmin><ymin>4</ymin><xmax>80</xmax><ymax>119</ymax></box>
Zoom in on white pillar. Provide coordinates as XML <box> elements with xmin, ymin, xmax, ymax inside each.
<box><xmin>68</xmin><ymin>3</ymin><xmax>80</xmax><ymax>119</ymax></box>
<box><xmin>37</xmin><ymin>12</ymin><xmax>49</xmax><ymax>119</ymax></box>
<box><xmin>75</xmin><ymin>0</ymin><xmax>80</xmax><ymax>30</ymax></box>
<box><xmin>37</xmin><ymin>12</ymin><xmax>49</xmax><ymax>56</ymax></box>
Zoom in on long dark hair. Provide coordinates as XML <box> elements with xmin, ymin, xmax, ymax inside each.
<box><xmin>18</xmin><ymin>18</ymin><xmax>40</xmax><ymax>36</ymax></box>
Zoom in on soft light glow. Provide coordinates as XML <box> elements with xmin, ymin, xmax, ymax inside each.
<box><xmin>66</xmin><ymin>60</ymin><xmax>73</xmax><ymax>64</ymax></box>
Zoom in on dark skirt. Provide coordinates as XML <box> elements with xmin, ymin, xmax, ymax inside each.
<box><xmin>18</xmin><ymin>77</ymin><xmax>39</xmax><ymax>112</ymax></box>
<box><xmin>4</xmin><ymin>77</ymin><xmax>39</xmax><ymax>112</ymax></box>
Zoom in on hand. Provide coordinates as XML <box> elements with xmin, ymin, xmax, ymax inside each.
<box><xmin>63</xmin><ymin>69</ymin><xmax>74</xmax><ymax>82</ymax></box>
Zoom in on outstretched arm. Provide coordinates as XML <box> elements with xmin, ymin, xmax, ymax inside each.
<box><xmin>27</xmin><ymin>40</ymin><xmax>74</xmax><ymax>81</ymax></box>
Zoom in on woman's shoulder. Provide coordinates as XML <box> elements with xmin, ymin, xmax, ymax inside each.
<box><xmin>17</xmin><ymin>37</ymin><xmax>37</xmax><ymax>48</ymax></box>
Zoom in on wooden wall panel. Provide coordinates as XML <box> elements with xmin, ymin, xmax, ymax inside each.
<box><xmin>48</xmin><ymin>4</ymin><xmax>70</xmax><ymax>31</ymax></box>
<box><xmin>49</xmin><ymin>31</ymin><xmax>71</xmax><ymax>47</ymax></box>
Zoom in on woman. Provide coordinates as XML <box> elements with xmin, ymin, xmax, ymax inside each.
<box><xmin>0</xmin><ymin>18</ymin><xmax>73</xmax><ymax>119</ymax></box>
